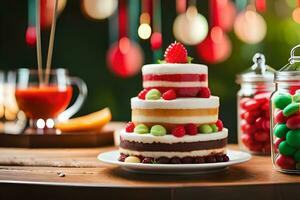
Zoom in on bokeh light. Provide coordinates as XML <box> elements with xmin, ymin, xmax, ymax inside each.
<box><xmin>292</xmin><ymin>7</ymin><xmax>300</xmax><ymax>24</ymax></box>
<box><xmin>196</xmin><ymin>26</ymin><xmax>232</xmax><ymax>64</ymax></box>
<box><xmin>138</xmin><ymin>23</ymin><xmax>152</xmax><ymax>40</ymax></box>
<box><xmin>173</xmin><ymin>6</ymin><xmax>208</xmax><ymax>45</ymax></box>
<box><xmin>234</xmin><ymin>10</ymin><xmax>267</xmax><ymax>44</ymax></box>
<box><xmin>150</xmin><ymin>32</ymin><xmax>163</xmax><ymax>50</ymax></box>
<box><xmin>25</xmin><ymin>26</ymin><xmax>36</xmax><ymax>46</ymax></box>
<box><xmin>107</xmin><ymin>37</ymin><xmax>144</xmax><ymax>78</ymax></box>
<box><xmin>82</xmin><ymin>0</ymin><xmax>118</xmax><ymax>20</ymax></box>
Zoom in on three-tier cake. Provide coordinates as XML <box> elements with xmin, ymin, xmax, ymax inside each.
<box><xmin>118</xmin><ymin>42</ymin><xmax>229</xmax><ymax>164</ymax></box>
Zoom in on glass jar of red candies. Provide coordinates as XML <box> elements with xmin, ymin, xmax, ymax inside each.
<box><xmin>271</xmin><ymin>45</ymin><xmax>300</xmax><ymax>173</ymax></box>
<box><xmin>236</xmin><ymin>53</ymin><xmax>275</xmax><ymax>155</ymax></box>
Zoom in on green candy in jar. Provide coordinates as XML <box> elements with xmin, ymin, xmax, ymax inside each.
<box><xmin>294</xmin><ymin>149</ymin><xmax>300</xmax><ymax>163</ymax></box>
<box><xmin>286</xmin><ymin>129</ymin><xmax>300</xmax><ymax>148</ymax></box>
<box><xmin>273</xmin><ymin>94</ymin><xmax>292</xmax><ymax>110</ymax></box>
<box><xmin>274</xmin><ymin>124</ymin><xmax>289</xmax><ymax>139</ymax></box>
<box><xmin>283</xmin><ymin>103</ymin><xmax>300</xmax><ymax>117</ymax></box>
<box><xmin>150</xmin><ymin>125</ymin><xmax>167</xmax><ymax>136</ymax></box>
<box><xmin>279</xmin><ymin>141</ymin><xmax>297</xmax><ymax>156</ymax></box>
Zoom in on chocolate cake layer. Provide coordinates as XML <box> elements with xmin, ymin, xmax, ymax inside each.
<box><xmin>120</xmin><ymin>138</ymin><xmax>227</xmax><ymax>152</ymax></box>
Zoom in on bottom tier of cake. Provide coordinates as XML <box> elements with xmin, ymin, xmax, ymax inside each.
<box><xmin>119</xmin><ymin>128</ymin><xmax>229</xmax><ymax>164</ymax></box>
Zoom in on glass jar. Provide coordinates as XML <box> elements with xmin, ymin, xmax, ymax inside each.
<box><xmin>236</xmin><ymin>53</ymin><xmax>275</xmax><ymax>154</ymax></box>
<box><xmin>271</xmin><ymin>45</ymin><xmax>300</xmax><ymax>173</ymax></box>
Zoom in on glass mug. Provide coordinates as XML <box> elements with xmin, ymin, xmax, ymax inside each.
<box><xmin>14</xmin><ymin>68</ymin><xmax>87</xmax><ymax>132</ymax></box>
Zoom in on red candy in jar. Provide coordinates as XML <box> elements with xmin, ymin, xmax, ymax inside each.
<box><xmin>236</xmin><ymin>53</ymin><xmax>275</xmax><ymax>154</ymax></box>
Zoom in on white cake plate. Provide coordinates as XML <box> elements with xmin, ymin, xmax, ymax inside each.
<box><xmin>98</xmin><ymin>150</ymin><xmax>251</xmax><ymax>175</ymax></box>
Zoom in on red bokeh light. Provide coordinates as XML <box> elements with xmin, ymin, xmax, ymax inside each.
<box><xmin>196</xmin><ymin>26</ymin><xmax>232</xmax><ymax>64</ymax></box>
<box><xmin>25</xmin><ymin>26</ymin><xmax>36</xmax><ymax>46</ymax></box>
<box><xmin>150</xmin><ymin>32</ymin><xmax>163</xmax><ymax>50</ymax></box>
<box><xmin>107</xmin><ymin>37</ymin><xmax>144</xmax><ymax>78</ymax></box>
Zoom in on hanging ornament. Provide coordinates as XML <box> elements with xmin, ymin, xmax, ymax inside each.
<box><xmin>40</xmin><ymin>0</ymin><xmax>67</xmax><ymax>29</ymax></box>
<box><xmin>82</xmin><ymin>0</ymin><xmax>117</xmax><ymax>20</ymax></box>
<box><xmin>255</xmin><ymin>0</ymin><xmax>266</xmax><ymax>13</ymax></box>
<box><xmin>107</xmin><ymin>0</ymin><xmax>143</xmax><ymax>78</ymax></box>
<box><xmin>196</xmin><ymin>26</ymin><xmax>232</xmax><ymax>64</ymax></box>
<box><xmin>173</xmin><ymin>6</ymin><xmax>208</xmax><ymax>45</ymax></box>
<box><xmin>151</xmin><ymin>32</ymin><xmax>162</xmax><ymax>50</ymax></box>
<box><xmin>107</xmin><ymin>37</ymin><xmax>143</xmax><ymax>77</ymax></box>
<box><xmin>26</xmin><ymin>0</ymin><xmax>36</xmax><ymax>46</ymax></box>
<box><xmin>292</xmin><ymin>1</ymin><xmax>300</xmax><ymax>24</ymax></box>
<box><xmin>234</xmin><ymin>9</ymin><xmax>267</xmax><ymax>44</ymax></box>
<box><xmin>138</xmin><ymin>0</ymin><xmax>152</xmax><ymax>40</ymax></box>
<box><xmin>211</xmin><ymin>0</ymin><xmax>236</xmax><ymax>32</ymax></box>
<box><xmin>151</xmin><ymin>0</ymin><xmax>163</xmax><ymax>61</ymax></box>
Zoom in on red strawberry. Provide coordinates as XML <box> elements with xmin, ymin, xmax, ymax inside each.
<box><xmin>138</xmin><ymin>89</ymin><xmax>149</xmax><ymax>100</ymax></box>
<box><xmin>171</xmin><ymin>125</ymin><xmax>186</xmax><ymax>137</ymax></box>
<box><xmin>125</xmin><ymin>122</ymin><xmax>135</xmax><ymax>132</ymax></box>
<box><xmin>164</xmin><ymin>42</ymin><xmax>188</xmax><ymax>63</ymax></box>
<box><xmin>216</xmin><ymin>120</ymin><xmax>223</xmax><ymax>131</ymax></box>
<box><xmin>162</xmin><ymin>89</ymin><xmax>177</xmax><ymax>100</ymax></box>
<box><xmin>185</xmin><ymin>124</ymin><xmax>198</xmax><ymax>135</ymax></box>
<box><xmin>198</xmin><ymin>87</ymin><xmax>211</xmax><ymax>98</ymax></box>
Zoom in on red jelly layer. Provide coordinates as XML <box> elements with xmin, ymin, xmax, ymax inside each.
<box><xmin>143</xmin><ymin>74</ymin><xmax>207</xmax><ymax>82</ymax></box>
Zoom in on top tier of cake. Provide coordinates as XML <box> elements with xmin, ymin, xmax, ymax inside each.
<box><xmin>142</xmin><ymin>64</ymin><xmax>208</xmax><ymax>97</ymax></box>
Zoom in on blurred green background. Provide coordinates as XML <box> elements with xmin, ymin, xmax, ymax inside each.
<box><xmin>1</xmin><ymin>0</ymin><xmax>300</xmax><ymax>142</ymax></box>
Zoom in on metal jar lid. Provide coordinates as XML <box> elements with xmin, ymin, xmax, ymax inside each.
<box><xmin>236</xmin><ymin>53</ymin><xmax>275</xmax><ymax>84</ymax></box>
<box><xmin>275</xmin><ymin>44</ymin><xmax>300</xmax><ymax>82</ymax></box>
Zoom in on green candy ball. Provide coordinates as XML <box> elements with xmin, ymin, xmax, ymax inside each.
<box><xmin>283</xmin><ymin>103</ymin><xmax>300</xmax><ymax>117</ymax></box>
<box><xmin>294</xmin><ymin>150</ymin><xmax>300</xmax><ymax>163</ymax></box>
<box><xmin>199</xmin><ymin>124</ymin><xmax>213</xmax><ymax>133</ymax></box>
<box><xmin>286</xmin><ymin>129</ymin><xmax>300</xmax><ymax>148</ymax></box>
<box><xmin>145</xmin><ymin>89</ymin><xmax>161</xmax><ymax>100</ymax></box>
<box><xmin>293</xmin><ymin>94</ymin><xmax>300</xmax><ymax>103</ymax></box>
<box><xmin>279</xmin><ymin>141</ymin><xmax>296</xmax><ymax>156</ymax></box>
<box><xmin>210</xmin><ymin>124</ymin><xmax>218</xmax><ymax>132</ymax></box>
<box><xmin>274</xmin><ymin>124</ymin><xmax>289</xmax><ymax>139</ymax></box>
<box><xmin>273</xmin><ymin>94</ymin><xmax>292</xmax><ymax>110</ymax></box>
<box><xmin>134</xmin><ymin>124</ymin><xmax>149</xmax><ymax>134</ymax></box>
<box><xmin>150</xmin><ymin>125</ymin><xmax>167</xmax><ymax>136</ymax></box>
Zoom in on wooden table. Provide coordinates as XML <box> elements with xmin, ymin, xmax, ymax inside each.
<box><xmin>0</xmin><ymin>145</ymin><xmax>299</xmax><ymax>200</ymax></box>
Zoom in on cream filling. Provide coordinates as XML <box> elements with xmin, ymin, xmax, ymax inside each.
<box><xmin>119</xmin><ymin>147</ymin><xmax>226</xmax><ymax>158</ymax></box>
<box><xmin>120</xmin><ymin>128</ymin><xmax>228</xmax><ymax>144</ymax></box>
<box><xmin>132</xmin><ymin>115</ymin><xmax>218</xmax><ymax>124</ymax></box>
<box><xmin>142</xmin><ymin>63</ymin><xmax>208</xmax><ymax>75</ymax></box>
<box><xmin>131</xmin><ymin>96</ymin><xmax>219</xmax><ymax>109</ymax></box>
<box><xmin>143</xmin><ymin>81</ymin><xmax>208</xmax><ymax>88</ymax></box>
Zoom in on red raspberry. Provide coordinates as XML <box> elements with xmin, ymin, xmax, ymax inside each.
<box><xmin>162</xmin><ymin>89</ymin><xmax>177</xmax><ymax>100</ymax></box>
<box><xmin>125</xmin><ymin>122</ymin><xmax>135</xmax><ymax>132</ymax></box>
<box><xmin>198</xmin><ymin>87</ymin><xmax>211</xmax><ymax>98</ymax></box>
<box><xmin>164</xmin><ymin>42</ymin><xmax>188</xmax><ymax>63</ymax></box>
<box><xmin>171</xmin><ymin>125</ymin><xmax>186</xmax><ymax>137</ymax></box>
<box><xmin>138</xmin><ymin>89</ymin><xmax>149</xmax><ymax>100</ymax></box>
<box><xmin>185</xmin><ymin>124</ymin><xmax>198</xmax><ymax>135</ymax></box>
<box><xmin>216</xmin><ymin>120</ymin><xmax>223</xmax><ymax>131</ymax></box>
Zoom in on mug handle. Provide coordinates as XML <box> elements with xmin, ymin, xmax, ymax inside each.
<box><xmin>57</xmin><ymin>77</ymin><xmax>88</xmax><ymax>122</ymax></box>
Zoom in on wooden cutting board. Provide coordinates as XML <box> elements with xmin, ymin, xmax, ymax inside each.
<box><xmin>0</xmin><ymin>122</ymin><xmax>125</xmax><ymax>148</ymax></box>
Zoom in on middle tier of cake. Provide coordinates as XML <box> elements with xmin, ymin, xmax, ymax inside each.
<box><xmin>131</xmin><ymin>96</ymin><xmax>219</xmax><ymax>131</ymax></box>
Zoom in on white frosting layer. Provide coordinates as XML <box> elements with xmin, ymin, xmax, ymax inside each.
<box><xmin>119</xmin><ymin>147</ymin><xmax>226</xmax><ymax>158</ymax></box>
<box><xmin>132</xmin><ymin>115</ymin><xmax>218</xmax><ymax>124</ymax></box>
<box><xmin>120</xmin><ymin>128</ymin><xmax>228</xmax><ymax>144</ymax></box>
<box><xmin>142</xmin><ymin>64</ymin><xmax>207</xmax><ymax>75</ymax></box>
<box><xmin>131</xmin><ymin>96</ymin><xmax>219</xmax><ymax>109</ymax></box>
<box><xmin>143</xmin><ymin>81</ymin><xmax>208</xmax><ymax>88</ymax></box>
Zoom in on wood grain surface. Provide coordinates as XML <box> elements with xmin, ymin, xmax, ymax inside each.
<box><xmin>0</xmin><ymin>145</ymin><xmax>299</xmax><ymax>200</ymax></box>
